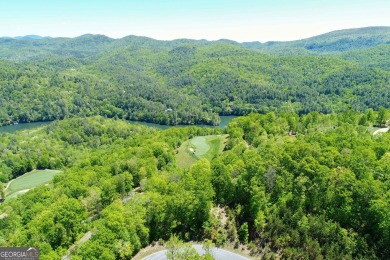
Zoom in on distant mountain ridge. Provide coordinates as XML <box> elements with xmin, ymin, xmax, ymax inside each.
<box><xmin>2</xmin><ymin>26</ymin><xmax>390</xmax><ymax>53</ymax></box>
<box><xmin>254</xmin><ymin>26</ymin><xmax>390</xmax><ymax>54</ymax></box>
<box><xmin>14</xmin><ymin>35</ymin><xmax>48</xmax><ymax>40</ymax></box>
<box><xmin>0</xmin><ymin>26</ymin><xmax>390</xmax><ymax>126</ymax></box>
<box><xmin>1</xmin><ymin>26</ymin><xmax>389</xmax><ymax>62</ymax></box>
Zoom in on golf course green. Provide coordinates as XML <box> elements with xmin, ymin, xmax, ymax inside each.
<box><xmin>4</xmin><ymin>169</ymin><xmax>62</xmax><ymax>201</ymax></box>
<box><xmin>176</xmin><ymin>134</ymin><xmax>228</xmax><ymax>168</ymax></box>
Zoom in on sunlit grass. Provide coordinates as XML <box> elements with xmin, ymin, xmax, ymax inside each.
<box><xmin>176</xmin><ymin>135</ymin><xmax>228</xmax><ymax>168</ymax></box>
<box><xmin>4</xmin><ymin>169</ymin><xmax>62</xmax><ymax>200</ymax></box>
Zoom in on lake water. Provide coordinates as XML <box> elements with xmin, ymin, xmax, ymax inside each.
<box><xmin>0</xmin><ymin>116</ymin><xmax>238</xmax><ymax>134</ymax></box>
<box><xmin>0</xmin><ymin>121</ymin><xmax>52</xmax><ymax>134</ymax></box>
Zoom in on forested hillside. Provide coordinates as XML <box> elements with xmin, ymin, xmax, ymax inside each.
<box><xmin>1</xmin><ymin>27</ymin><xmax>390</xmax><ymax>259</ymax></box>
<box><xmin>0</xmin><ymin>111</ymin><xmax>390</xmax><ymax>259</ymax></box>
<box><xmin>1</xmin><ymin>27</ymin><xmax>390</xmax><ymax>126</ymax></box>
<box><xmin>251</xmin><ymin>26</ymin><xmax>390</xmax><ymax>55</ymax></box>
<box><xmin>339</xmin><ymin>44</ymin><xmax>390</xmax><ymax>71</ymax></box>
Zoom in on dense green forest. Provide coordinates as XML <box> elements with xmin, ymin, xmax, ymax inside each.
<box><xmin>1</xmin><ymin>27</ymin><xmax>390</xmax><ymax>126</ymax></box>
<box><xmin>1</xmin><ymin>27</ymin><xmax>390</xmax><ymax>259</ymax></box>
<box><xmin>0</xmin><ymin>111</ymin><xmax>389</xmax><ymax>259</ymax></box>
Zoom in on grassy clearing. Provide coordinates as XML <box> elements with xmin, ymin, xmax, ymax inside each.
<box><xmin>176</xmin><ymin>134</ymin><xmax>228</xmax><ymax>168</ymax></box>
<box><xmin>4</xmin><ymin>169</ymin><xmax>61</xmax><ymax>201</ymax></box>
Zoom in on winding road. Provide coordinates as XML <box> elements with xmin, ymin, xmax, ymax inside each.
<box><xmin>142</xmin><ymin>245</ymin><xmax>250</xmax><ymax>260</ymax></box>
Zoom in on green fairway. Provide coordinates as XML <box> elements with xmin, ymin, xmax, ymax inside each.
<box><xmin>176</xmin><ymin>134</ymin><xmax>228</xmax><ymax>168</ymax></box>
<box><xmin>4</xmin><ymin>169</ymin><xmax>61</xmax><ymax>201</ymax></box>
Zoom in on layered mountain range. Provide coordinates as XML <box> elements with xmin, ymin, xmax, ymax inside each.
<box><xmin>1</xmin><ymin>26</ymin><xmax>389</xmax><ymax>126</ymax></box>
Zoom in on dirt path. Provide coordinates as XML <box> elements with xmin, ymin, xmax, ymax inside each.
<box><xmin>122</xmin><ymin>187</ymin><xmax>140</xmax><ymax>204</ymax></box>
<box><xmin>5</xmin><ymin>189</ymin><xmax>30</xmax><ymax>200</ymax></box>
<box><xmin>61</xmin><ymin>188</ymin><xmax>140</xmax><ymax>259</ymax></box>
<box><xmin>4</xmin><ymin>179</ymin><xmax>15</xmax><ymax>192</ymax></box>
<box><xmin>61</xmin><ymin>231</ymin><xmax>93</xmax><ymax>260</ymax></box>
<box><xmin>373</xmin><ymin>128</ymin><xmax>389</xmax><ymax>135</ymax></box>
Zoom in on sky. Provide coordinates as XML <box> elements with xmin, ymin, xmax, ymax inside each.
<box><xmin>1</xmin><ymin>0</ymin><xmax>390</xmax><ymax>42</ymax></box>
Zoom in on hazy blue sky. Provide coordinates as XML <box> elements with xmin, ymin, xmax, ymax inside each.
<box><xmin>1</xmin><ymin>0</ymin><xmax>390</xmax><ymax>42</ymax></box>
